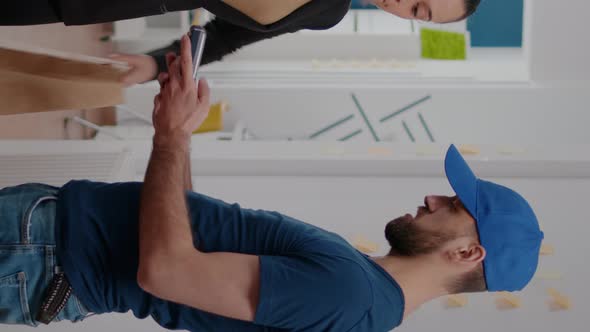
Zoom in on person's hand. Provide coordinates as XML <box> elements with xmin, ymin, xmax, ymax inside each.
<box><xmin>152</xmin><ymin>35</ymin><xmax>211</xmax><ymax>150</ymax></box>
<box><xmin>109</xmin><ymin>53</ymin><xmax>159</xmax><ymax>87</ymax></box>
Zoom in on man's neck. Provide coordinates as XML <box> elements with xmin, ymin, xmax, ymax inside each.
<box><xmin>372</xmin><ymin>255</ymin><xmax>450</xmax><ymax>319</ymax></box>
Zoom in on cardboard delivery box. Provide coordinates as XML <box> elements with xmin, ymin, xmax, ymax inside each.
<box><xmin>0</xmin><ymin>41</ymin><xmax>129</xmax><ymax>116</ymax></box>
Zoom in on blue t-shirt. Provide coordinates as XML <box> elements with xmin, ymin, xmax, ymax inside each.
<box><xmin>55</xmin><ymin>180</ymin><xmax>404</xmax><ymax>331</ymax></box>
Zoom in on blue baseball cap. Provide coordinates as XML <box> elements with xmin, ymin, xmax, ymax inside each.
<box><xmin>444</xmin><ymin>144</ymin><xmax>544</xmax><ymax>292</ymax></box>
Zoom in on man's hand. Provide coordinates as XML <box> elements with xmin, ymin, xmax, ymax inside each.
<box><xmin>152</xmin><ymin>34</ymin><xmax>211</xmax><ymax>150</ymax></box>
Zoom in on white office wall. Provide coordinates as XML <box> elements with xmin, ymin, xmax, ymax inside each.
<box><xmin>528</xmin><ymin>0</ymin><xmax>590</xmax><ymax>81</ymax></box>
<box><xmin>121</xmin><ymin>82</ymin><xmax>590</xmax><ymax>145</ymax></box>
<box><xmin>213</xmin><ymin>84</ymin><xmax>590</xmax><ymax>144</ymax></box>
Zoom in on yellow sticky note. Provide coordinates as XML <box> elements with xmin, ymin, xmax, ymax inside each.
<box><xmin>496</xmin><ymin>292</ymin><xmax>521</xmax><ymax>309</ymax></box>
<box><xmin>458</xmin><ymin>144</ymin><xmax>480</xmax><ymax>155</ymax></box>
<box><xmin>547</xmin><ymin>288</ymin><xmax>560</xmax><ymax>298</ymax></box>
<box><xmin>367</xmin><ymin>147</ymin><xmax>393</xmax><ymax>156</ymax></box>
<box><xmin>547</xmin><ymin>288</ymin><xmax>571</xmax><ymax>310</ymax></box>
<box><xmin>420</xmin><ymin>28</ymin><xmax>467</xmax><ymax>60</ymax></box>
<box><xmin>540</xmin><ymin>244</ymin><xmax>554</xmax><ymax>255</ymax></box>
<box><xmin>354</xmin><ymin>241</ymin><xmax>379</xmax><ymax>254</ymax></box>
<box><xmin>551</xmin><ymin>296</ymin><xmax>572</xmax><ymax>310</ymax></box>
<box><xmin>351</xmin><ymin>235</ymin><xmax>379</xmax><ymax>254</ymax></box>
<box><xmin>445</xmin><ymin>294</ymin><xmax>468</xmax><ymax>308</ymax></box>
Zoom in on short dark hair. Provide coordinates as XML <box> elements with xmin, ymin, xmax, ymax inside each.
<box><xmin>447</xmin><ymin>264</ymin><xmax>487</xmax><ymax>294</ymax></box>
<box><xmin>465</xmin><ymin>0</ymin><xmax>482</xmax><ymax>17</ymax></box>
<box><xmin>451</xmin><ymin>0</ymin><xmax>482</xmax><ymax>22</ymax></box>
<box><xmin>462</xmin><ymin>0</ymin><xmax>482</xmax><ymax>19</ymax></box>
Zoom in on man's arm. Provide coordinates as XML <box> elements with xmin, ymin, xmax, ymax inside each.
<box><xmin>137</xmin><ymin>35</ymin><xmax>259</xmax><ymax>322</ymax></box>
<box><xmin>155</xmin><ymin>53</ymin><xmax>194</xmax><ymax>192</ymax></box>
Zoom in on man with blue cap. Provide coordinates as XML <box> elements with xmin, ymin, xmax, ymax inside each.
<box><xmin>0</xmin><ymin>38</ymin><xmax>544</xmax><ymax>332</ymax></box>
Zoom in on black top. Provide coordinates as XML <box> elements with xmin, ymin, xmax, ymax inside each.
<box><xmin>146</xmin><ymin>0</ymin><xmax>352</xmax><ymax>77</ymax></box>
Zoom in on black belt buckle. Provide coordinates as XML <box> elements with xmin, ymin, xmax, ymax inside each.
<box><xmin>36</xmin><ymin>272</ymin><xmax>73</xmax><ymax>324</ymax></box>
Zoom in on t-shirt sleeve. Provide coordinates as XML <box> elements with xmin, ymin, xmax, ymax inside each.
<box><xmin>254</xmin><ymin>254</ymin><xmax>372</xmax><ymax>330</ymax></box>
<box><xmin>186</xmin><ymin>191</ymin><xmax>322</xmax><ymax>255</ymax></box>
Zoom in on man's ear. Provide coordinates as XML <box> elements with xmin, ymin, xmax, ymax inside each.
<box><xmin>447</xmin><ymin>238</ymin><xmax>486</xmax><ymax>266</ymax></box>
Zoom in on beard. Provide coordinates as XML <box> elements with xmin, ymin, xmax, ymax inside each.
<box><xmin>385</xmin><ymin>215</ymin><xmax>454</xmax><ymax>256</ymax></box>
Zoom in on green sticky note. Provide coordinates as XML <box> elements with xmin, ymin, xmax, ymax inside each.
<box><xmin>420</xmin><ymin>28</ymin><xmax>467</xmax><ymax>60</ymax></box>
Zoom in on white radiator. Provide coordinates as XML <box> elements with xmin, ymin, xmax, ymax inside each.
<box><xmin>0</xmin><ymin>140</ymin><xmax>135</xmax><ymax>187</ymax></box>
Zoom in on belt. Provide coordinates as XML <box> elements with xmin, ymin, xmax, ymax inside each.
<box><xmin>36</xmin><ymin>272</ymin><xmax>73</xmax><ymax>324</ymax></box>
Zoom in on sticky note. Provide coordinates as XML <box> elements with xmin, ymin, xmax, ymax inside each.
<box><xmin>547</xmin><ymin>288</ymin><xmax>560</xmax><ymax>298</ymax></box>
<box><xmin>420</xmin><ymin>28</ymin><xmax>467</xmax><ymax>60</ymax></box>
<box><xmin>354</xmin><ymin>241</ymin><xmax>379</xmax><ymax>254</ymax></box>
<box><xmin>496</xmin><ymin>292</ymin><xmax>521</xmax><ymax>309</ymax></box>
<box><xmin>553</xmin><ymin>296</ymin><xmax>571</xmax><ymax>310</ymax></box>
<box><xmin>547</xmin><ymin>288</ymin><xmax>571</xmax><ymax>310</ymax></box>
<box><xmin>540</xmin><ymin>244</ymin><xmax>554</xmax><ymax>255</ymax></box>
<box><xmin>445</xmin><ymin>294</ymin><xmax>468</xmax><ymax>308</ymax></box>
<box><xmin>550</xmin><ymin>296</ymin><xmax>571</xmax><ymax>310</ymax></box>
<box><xmin>458</xmin><ymin>145</ymin><xmax>480</xmax><ymax>155</ymax></box>
<box><xmin>367</xmin><ymin>147</ymin><xmax>393</xmax><ymax>156</ymax></box>
<box><xmin>351</xmin><ymin>235</ymin><xmax>379</xmax><ymax>254</ymax></box>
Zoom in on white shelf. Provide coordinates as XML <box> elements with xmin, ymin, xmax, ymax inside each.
<box><xmin>0</xmin><ymin>141</ymin><xmax>135</xmax><ymax>186</ymax></box>
<box><xmin>2</xmin><ymin>140</ymin><xmax>587</xmax><ymax>178</ymax></box>
<box><xmin>198</xmin><ymin>47</ymin><xmax>529</xmax><ymax>86</ymax></box>
<box><xmin>119</xmin><ymin>140</ymin><xmax>590</xmax><ymax>178</ymax></box>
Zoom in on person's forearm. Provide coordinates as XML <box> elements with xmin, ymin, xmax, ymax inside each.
<box><xmin>139</xmin><ymin>137</ymin><xmax>194</xmax><ymax>267</ymax></box>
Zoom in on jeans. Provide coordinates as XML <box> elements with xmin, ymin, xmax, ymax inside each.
<box><xmin>0</xmin><ymin>183</ymin><xmax>89</xmax><ymax>326</ymax></box>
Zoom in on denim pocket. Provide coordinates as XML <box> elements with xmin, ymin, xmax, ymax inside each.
<box><xmin>0</xmin><ymin>272</ymin><xmax>35</xmax><ymax>326</ymax></box>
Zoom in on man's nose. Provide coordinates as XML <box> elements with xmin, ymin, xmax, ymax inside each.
<box><xmin>424</xmin><ymin>195</ymin><xmax>450</xmax><ymax>212</ymax></box>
